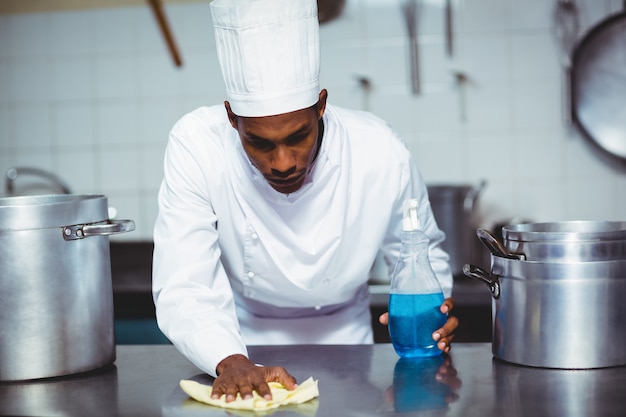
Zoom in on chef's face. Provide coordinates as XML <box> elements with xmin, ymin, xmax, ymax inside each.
<box><xmin>226</xmin><ymin>89</ymin><xmax>328</xmax><ymax>194</ymax></box>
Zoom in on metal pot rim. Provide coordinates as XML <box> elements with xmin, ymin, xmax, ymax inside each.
<box><xmin>0</xmin><ymin>194</ymin><xmax>109</xmax><ymax>232</ymax></box>
<box><xmin>0</xmin><ymin>194</ymin><xmax>106</xmax><ymax>207</ymax></box>
<box><xmin>503</xmin><ymin>220</ymin><xmax>626</xmax><ymax>242</ymax></box>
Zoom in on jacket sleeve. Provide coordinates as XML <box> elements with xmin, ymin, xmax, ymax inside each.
<box><xmin>152</xmin><ymin>118</ymin><xmax>247</xmax><ymax>377</ymax></box>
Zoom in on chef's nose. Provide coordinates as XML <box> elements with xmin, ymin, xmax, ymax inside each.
<box><xmin>270</xmin><ymin>147</ymin><xmax>296</xmax><ymax>177</ymax></box>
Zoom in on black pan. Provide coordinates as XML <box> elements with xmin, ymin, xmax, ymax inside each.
<box><xmin>571</xmin><ymin>7</ymin><xmax>626</xmax><ymax>165</ymax></box>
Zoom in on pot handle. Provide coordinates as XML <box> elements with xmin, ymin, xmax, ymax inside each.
<box><xmin>462</xmin><ymin>264</ymin><xmax>500</xmax><ymax>299</ymax></box>
<box><xmin>463</xmin><ymin>179</ymin><xmax>487</xmax><ymax>212</ymax></box>
<box><xmin>62</xmin><ymin>220</ymin><xmax>135</xmax><ymax>241</ymax></box>
<box><xmin>476</xmin><ymin>228</ymin><xmax>525</xmax><ymax>260</ymax></box>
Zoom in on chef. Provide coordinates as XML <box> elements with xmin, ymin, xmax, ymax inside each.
<box><xmin>152</xmin><ymin>0</ymin><xmax>458</xmax><ymax>403</ymax></box>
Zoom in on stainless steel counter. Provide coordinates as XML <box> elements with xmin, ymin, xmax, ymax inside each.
<box><xmin>2</xmin><ymin>343</ymin><xmax>625</xmax><ymax>417</ymax></box>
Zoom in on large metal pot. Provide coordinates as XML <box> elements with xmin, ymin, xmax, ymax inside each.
<box><xmin>427</xmin><ymin>180</ymin><xmax>486</xmax><ymax>276</ymax></box>
<box><xmin>0</xmin><ymin>194</ymin><xmax>134</xmax><ymax>381</ymax></box>
<box><xmin>465</xmin><ymin>227</ymin><xmax>626</xmax><ymax>369</ymax></box>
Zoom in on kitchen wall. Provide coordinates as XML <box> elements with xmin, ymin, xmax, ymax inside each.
<box><xmin>1</xmin><ymin>0</ymin><xmax>625</xmax><ymax>240</ymax></box>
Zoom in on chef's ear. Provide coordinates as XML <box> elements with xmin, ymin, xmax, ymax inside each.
<box><xmin>224</xmin><ymin>101</ymin><xmax>238</xmax><ymax>129</ymax></box>
<box><xmin>316</xmin><ymin>89</ymin><xmax>328</xmax><ymax>120</ymax></box>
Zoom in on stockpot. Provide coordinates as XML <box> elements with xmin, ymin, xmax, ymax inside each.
<box><xmin>0</xmin><ymin>194</ymin><xmax>134</xmax><ymax>381</ymax></box>
<box><xmin>427</xmin><ymin>180</ymin><xmax>486</xmax><ymax>276</ymax></box>
<box><xmin>464</xmin><ymin>231</ymin><xmax>626</xmax><ymax>369</ymax></box>
<box><xmin>501</xmin><ymin>221</ymin><xmax>626</xmax><ymax>262</ymax></box>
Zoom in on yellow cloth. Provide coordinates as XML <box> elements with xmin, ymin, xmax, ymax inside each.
<box><xmin>179</xmin><ymin>377</ymin><xmax>319</xmax><ymax>412</ymax></box>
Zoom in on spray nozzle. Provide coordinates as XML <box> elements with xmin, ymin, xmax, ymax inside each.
<box><xmin>402</xmin><ymin>198</ymin><xmax>420</xmax><ymax>231</ymax></box>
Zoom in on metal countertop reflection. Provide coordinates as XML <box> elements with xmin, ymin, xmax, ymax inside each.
<box><xmin>2</xmin><ymin>344</ymin><xmax>626</xmax><ymax>417</ymax></box>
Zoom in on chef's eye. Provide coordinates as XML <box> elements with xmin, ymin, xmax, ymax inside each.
<box><xmin>286</xmin><ymin>134</ymin><xmax>307</xmax><ymax>146</ymax></box>
<box><xmin>248</xmin><ymin>138</ymin><xmax>273</xmax><ymax>150</ymax></box>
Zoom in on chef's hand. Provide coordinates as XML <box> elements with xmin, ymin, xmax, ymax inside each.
<box><xmin>212</xmin><ymin>354</ymin><xmax>297</xmax><ymax>402</ymax></box>
<box><xmin>379</xmin><ymin>297</ymin><xmax>458</xmax><ymax>353</ymax></box>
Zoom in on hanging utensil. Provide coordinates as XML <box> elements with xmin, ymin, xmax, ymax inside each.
<box><xmin>148</xmin><ymin>0</ymin><xmax>183</xmax><ymax>67</ymax></box>
<box><xmin>402</xmin><ymin>0</ymin><xmax>421</xmax><ymax>95</ymax></box>
<box><xmin>553</xmin><ymin>0</ymin><xmax>580</xmax><ymax>64</ymax></box>
<box><xmin>552</xmin><ymin>0</ymin><xmax>580</xmax><ymax>132</ymax></box>
<box><xmin>453</xmin><ymin>70</ymin><xmax>469</xmax><ymax>123</ymax></box>
<box><xmin>355</xmin><ymin>75</ymin><xmax>372</xmax><ymax>112</ymax></box>
<box><xmin>571</xmin><ymin>5</ymin><xmax>626</xmax><ymax>164</ymax></box>
<box><xmin>445</xmin><ymin>0</ymin><xmax>454</xmax><ymax>57</ymax></box>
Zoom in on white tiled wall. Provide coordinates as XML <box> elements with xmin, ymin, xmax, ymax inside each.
<box><xmin>1</xmin><ymin>0</ymin><xmax>625</xmax><ymax>240</ymax></box>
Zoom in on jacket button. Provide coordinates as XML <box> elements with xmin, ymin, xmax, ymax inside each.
<box><xmin>247</xmin><ymin>271</ymin><xmax>255</xmax><ymax>279</ymax></box>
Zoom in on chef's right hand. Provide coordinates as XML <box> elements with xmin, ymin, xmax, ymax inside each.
<box><xmin>212</xmin><ymin>354</ymin><xmax>297</xmax><ymax>402</ymax></box>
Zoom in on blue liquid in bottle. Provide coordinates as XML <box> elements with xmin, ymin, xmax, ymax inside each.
<box><xmin>389</xmin><ymin>293</ymin><xmax>447</xmax><ymax>358</ymax></box>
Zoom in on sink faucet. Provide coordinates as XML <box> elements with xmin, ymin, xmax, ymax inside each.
<box><xmin>5</xmin><ymin>167</ymin><xmax>72</xmax><ymax>196</ymax></box>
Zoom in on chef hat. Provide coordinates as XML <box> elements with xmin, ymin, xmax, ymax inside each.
<box><xmin>210</xmin><ymin>0</ymin><xmax>320</xmax><ymax>117</ymax></box>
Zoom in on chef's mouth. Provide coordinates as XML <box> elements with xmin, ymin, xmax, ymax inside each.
<box><xmin>266</xmin><ymin>172</ymin><xmax>305</xmax><ymax>192</ymax></box>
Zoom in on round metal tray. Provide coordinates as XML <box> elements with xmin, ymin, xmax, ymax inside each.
<box><xmin>571</xmin><ymin>11</ymin><xmax>626</xmax><ymax>164</ymax></box>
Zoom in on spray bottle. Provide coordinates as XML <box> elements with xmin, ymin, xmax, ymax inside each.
<box><xmin>388</xmin><ymin>198</ymin><xmax>447</xmax><ymax>358</ymax></box>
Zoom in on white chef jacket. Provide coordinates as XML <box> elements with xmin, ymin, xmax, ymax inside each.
<box><xmin>152</xmin><ymin>104</ymin><xmax>452</xmax><ymax>377</ymax></box>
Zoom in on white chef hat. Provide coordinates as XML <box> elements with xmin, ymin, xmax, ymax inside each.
<box><xmin>210</xmin><ymin>0</ymin><xmax>320</xmax><ymax>117</ymax></box>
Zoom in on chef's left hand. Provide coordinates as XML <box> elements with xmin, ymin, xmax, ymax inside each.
<box><xmin>379</xmin><ymin>297</ymin><xmax>458</xmax><ymax>353</ymax></box>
